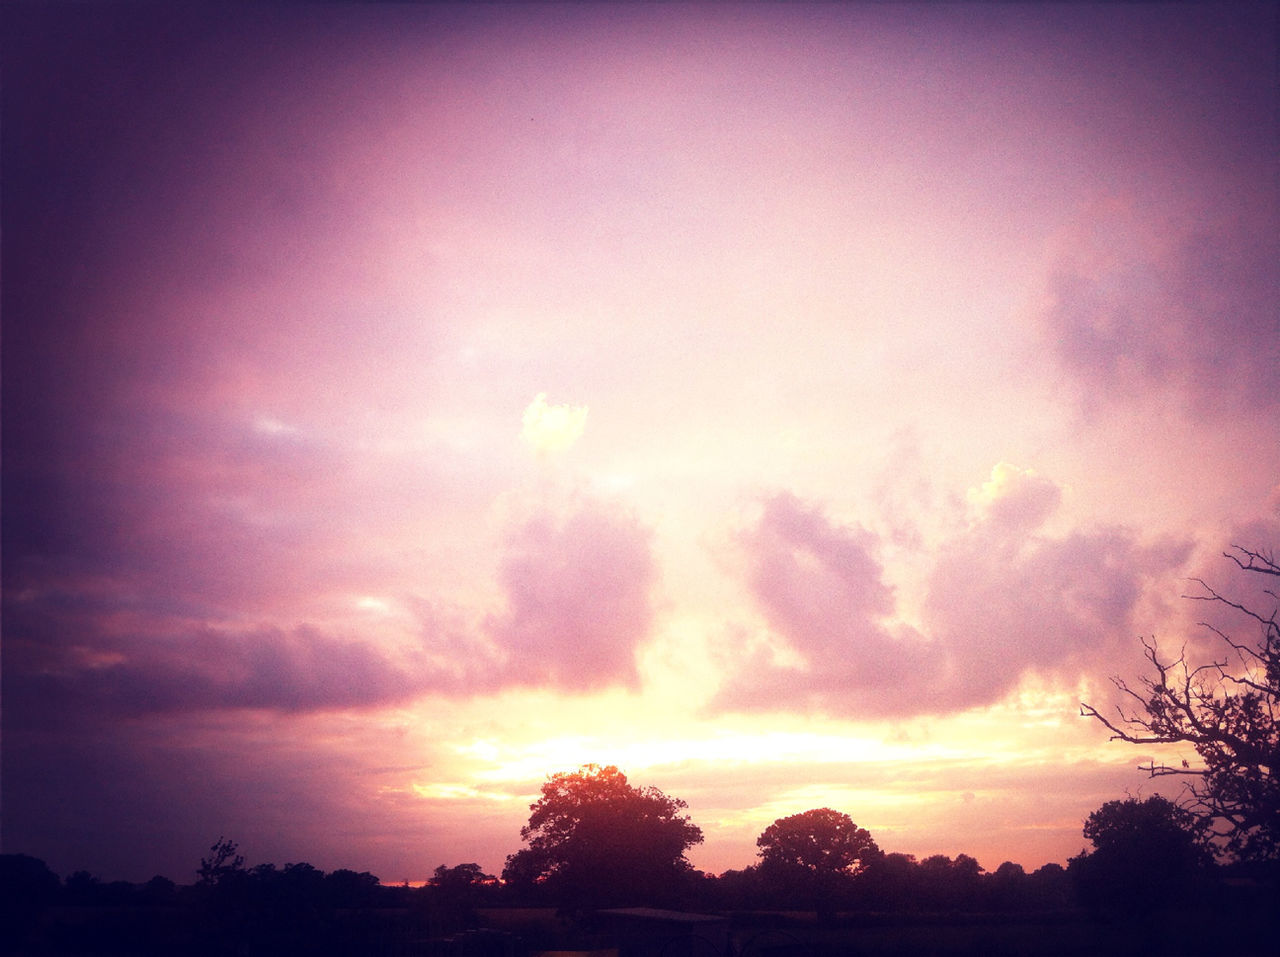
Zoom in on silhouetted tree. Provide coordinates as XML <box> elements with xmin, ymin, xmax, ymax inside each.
<box><xmin>917</xmin><ymin>853</ymin><xmax>984</xmax><ymax>912</ymax></box>
<box><xmin>1027</xmin><ymin>862</ymin><xmax>1073</xmax><ymax>910</ymax></box>
<box><xmin>140</xmin><ymin>874</ymin><xmax>179</xmax><ymax>906</ymax></box>
<box><xmin>987</xmin><ymin>861</ymin><xmax>1031</xmax><ymax>912</ymax></box>
<box><xmin>862</xmin><ymin>851</ymin><xmax>919</xmax><ymax>911</ymax></box>
<box><xmin>1082</xmin><ymin>546</ymin><xmax>1279</xmax><ymax>863</ymax></box>
<box><xmin>63</xmin><ymin>869</ymin><xmax>103</xmax><ymax>905</ymax></box>
<box><xmin>501</xmin><ymin>764</ymin><xmax>703</xmax><ymax>910</ymax></box>
<box><xmin>430</xmin><ymin>862</ymin><xmax>493</xmax><ymax>893</ymax></box>
<box><xmin>197</xmin><ymin>837</ymin><xmax>245</xmax><ymax>886</ymax></box>
<box><xmin>426</xmin><ymin>863</ymin><xmax>496</xmax><ymax>932</ymax></box>
<box><xmin>756</xmin><ymin>808</ymin><xmax>881</xmax><ymax>875</ymax></box>
<box><xmin>754</xmin><ymin>808</ymin><xmax>880</xmax><ymax>919</ymax></box>
<box><xmin>0</xmin><ymin>855</ymin><xmax>60</xmax><ymax>953</ymax></box>
<box><xmin>323</xmin><ymin>868</ymin><xmax>382</xmax><ymax>909</ymax></box>
<box><xmin>1068</xmin><ymin>794</ymin><xmax>1214</xmax><ymax>916</ymax></box>
<box><xmin>699</xmin><ymin>866</ymin><xmax>770</xmax><ymax>911</ymax></box>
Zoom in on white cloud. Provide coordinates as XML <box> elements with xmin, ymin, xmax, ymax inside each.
<box><xmin>520</xmin><ymin>393</ymin><xmax>588</xmax><ymax>453</ymax></box>
<box><xmin>967</xmin><ymin>462</ymin><xmax>1063</xmax><ymax>534</ymax></box>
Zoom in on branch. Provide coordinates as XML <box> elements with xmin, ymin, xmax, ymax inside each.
<box><xmin>1183</xmin><ymin>579</ymin><xmax>1277</xmax><ymax>630</ymax></box>
<box><xmin>1224</xmin><ymin>545</ymin><xmax>1280</xmax><ymax>577</ymax></box>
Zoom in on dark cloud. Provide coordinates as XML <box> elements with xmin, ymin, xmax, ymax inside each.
<box><xmin>3</xmin><ymin>604</ymin><xmax>460</xmax><ymax>731</ymax></box>
<box><xmin>713</xmin><ymin>488</ymin><xmax>1191</xmax><ymax>718</ymax></box>
<box><xmin>4</xmin><ymin>491</ymin><xmax>656</xmax><ymax>737</ymax></box>
<box><xmin>1042</xmin><ymin>224</ymin><xmax>1280</xmax><ymax>418</ymax></box>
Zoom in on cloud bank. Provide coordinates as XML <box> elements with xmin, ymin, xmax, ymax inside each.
<box><xmin>713</xmin><ymin>467</ymin><xmax>1192</xmax><ymax>718</ymax></box>
<box><xmin>5</xmin><ymin>488</ymin><xmax>656</xmax><ymax>726</ymax></box>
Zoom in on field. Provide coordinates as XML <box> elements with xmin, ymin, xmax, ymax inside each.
<box><xmin>475</xmin><ymin>907</ymin><xmax>1277</xmax><ymax>957</ymax></box>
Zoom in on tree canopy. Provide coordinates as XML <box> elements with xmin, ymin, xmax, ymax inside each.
<box><xmin>753</xmin><ymin>808</ymin><xmax>880</xmax><ymax>920</ymax></box>
<box><xmin>756</xmin><ymin>808</ymin><xmax>880</xmax><ymax>876</ymax></box>
<box><xmin>1069</xmin><ymin>794</ymin><xmax>1214</xmax><ymax>914</ymax></box>
<box><xmin>501</xmin><ymin>763</ymin><xmax>703</xmax><ymax>909</ymax></box>
<box><xmin>1082</xmin><ymin>545</ymin><xmax>1279</xmax><ymax>863</ymax></box>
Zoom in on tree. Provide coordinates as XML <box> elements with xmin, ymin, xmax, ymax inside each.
<box><xmin>987</xmin><ymin>861</ymin><xmax>1030</xmax><ymax>912</ymax></box>
<box><xmin>1068</xmin><ymin>794</ymin><xmax>1214</xmax><ymax>915</ymax></box>
<box><xmin>323</xmin><ymin>869</ymin><xmax>382</xmax><ymax>909</ymax></box>
<box><xmin>426</xmin><ymin>863</ymin><xmax>496</xmax><ymax>932</ymax></box>
<box><xmin>862</xmin><ymin>852</ymin><xmax>919</xmax><ymax>911</ymax></box>
<box><xmin>755</xmin><ymin>808</ymin><xmax>879</xmax><ymax>919</ymax></box>
<box><xmin>916</xmin><ymin>853</ymin><xmax>983</xmax><ymax>911</ymax></box>
<box><xmin>501</xmin><ymin>764</ymin><xmax>703</xmax><ymax>910</ymax></box>
<box><xmin>1082</xmin><ymin>545</ymin><xmax>1279</xmax><ymax>863</ymax></box>
<box><xmin>0</xmin><ymin>855</ymin><xmax>61</xmax><ymax>951</ymax></box>
<box><xmin>756</xmin><ymin>808</ymin><xmax>880</xmax><ymax>876</ymax></box>
<box><xmin>429</xmin><ymin>862</ymin><xmax>494</xmax><ymax>895</ymax></box>
<box><xmin>197</xmin><ymin>837</ymin><xmax>245</xmax><ymax>886</ymax></box>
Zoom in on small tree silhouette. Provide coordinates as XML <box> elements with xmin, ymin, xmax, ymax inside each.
<box><xmin>197</xmin><ymin>837</ymin><xmax>245</xmax><ymax>886</ymax></box>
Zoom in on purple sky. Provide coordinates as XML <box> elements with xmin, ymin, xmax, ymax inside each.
<box><xmin>4</xmin><ymin>1</ymin><xmax>1278</xmax><ymax>884</ymax></box>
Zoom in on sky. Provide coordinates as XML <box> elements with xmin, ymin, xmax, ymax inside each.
<box><xmin>3</xmin><ymin>1</ymin><xmax>1278</xmax><ymax>885</ymax></box>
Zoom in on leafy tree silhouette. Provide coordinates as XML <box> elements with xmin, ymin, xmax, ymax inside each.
<box><xmin>1068</xmin><ymin>794</ymin><xmax>1213</xmax><ymax>916</ymax></box>
<box><xmin>502</xmin><ymin>764</ymin><xmax>703</xmax><ymax>911</ymax></box>
<box><xmin>197</xmin><ymin>837</ymin><xmax>245</xmax><ymax>886</ymax></box>
<box><xmin>917</xmin><ymin>853</ymin><xmax>984</xmax><ymax>912</ymax></box>
<box><xmin>755</xmin><ymin>808</ymin><xmax>880</xmax><ymax>920</ymax></box>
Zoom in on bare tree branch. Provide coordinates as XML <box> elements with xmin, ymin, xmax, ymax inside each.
<box><xmin>1082</xmin><ymin>548</ymin><xmax>1280</xmax><ymax>863</ymax></box>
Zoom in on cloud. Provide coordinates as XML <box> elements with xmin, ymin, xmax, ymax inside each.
<box><xmin>5</xmin><ymin>496</ymin><xmax>661</xmax><ymax>725</ymax></box>
<box><xmin>712</xmin><ymin>478</ymin><xmax>1191</xmax><ymax>719</ymax></box>
<box><xmin>521</xmin><ymin>393</ymin><xmax>588</xmax><ymax>453</ymax></box>
<box><xmin>967</xmin><ymin>462</ymin><xmax>1062</xmax><ymax>536</ymax></box>
<box><xmin>1</xmin><ymin>594</ymin><xmax>491</xmax><ymax>727</ymax></box>
<box><xmin>486</xmin><ymin>498</ymin><xmax>656</xmax><ymax>691</ymax></box>
<box><xmin>1040</xmin><ymin>220</ymin><xmax>1280</xmax><ymax>418</ymax></box>
<box><xmin>712</xmin><ymin>493</ymin><xmax>941</xmax><ymax>716</ymax></box>
<box><xmin>924</xmin><ymin>521</ymin><xmax>1190</xmax><ymax>711</ymax></box>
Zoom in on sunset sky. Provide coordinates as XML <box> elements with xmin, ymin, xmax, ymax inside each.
<box><xmin>4</xmin><ymin>1</ymin><xmax>1278</xmax><ymax>885</ymax></box>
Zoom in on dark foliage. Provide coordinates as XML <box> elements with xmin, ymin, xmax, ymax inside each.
<box><xmin>753</xmin><ymin>808</ymin><xmax>880</xmax><ymax>920</ymax></box>
<box><xmin>756</xmin><ymin>808</ymin><xmax>880</xmax><ymax>876</ymax></box>
<box><xmin>1082</xmin><ymin>546</ymin><xmax>1280</xmax><ymax>864</ymax></box>
<box><xmin>501</xmin><ymin>763</ymin><xmax>704</xmax><ymax>911</ymax></box>
<box><xmin>1068</xmin><ymin>794</ymin><xmax>1214</xmax><ymax>916</ymax></box>
<box><xmin>0</xmin><ymin>854</ymin><xmax>60</xmax><ymax>953</ymax></box>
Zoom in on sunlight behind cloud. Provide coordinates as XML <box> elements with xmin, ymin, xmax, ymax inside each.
<box><xmin>970</xmin><ymin>462</ymin><xmax>1039</xmax><ymax>507</ymax></box>
<box><xmin>521</xmin><ymin>393</ymin><xmax>588</xmax><ymax>452</ymax></box>
<box><xmin>411</xmin><ymin>782</ymin><xmax>516</xmax><ymax>803</ymax></box>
